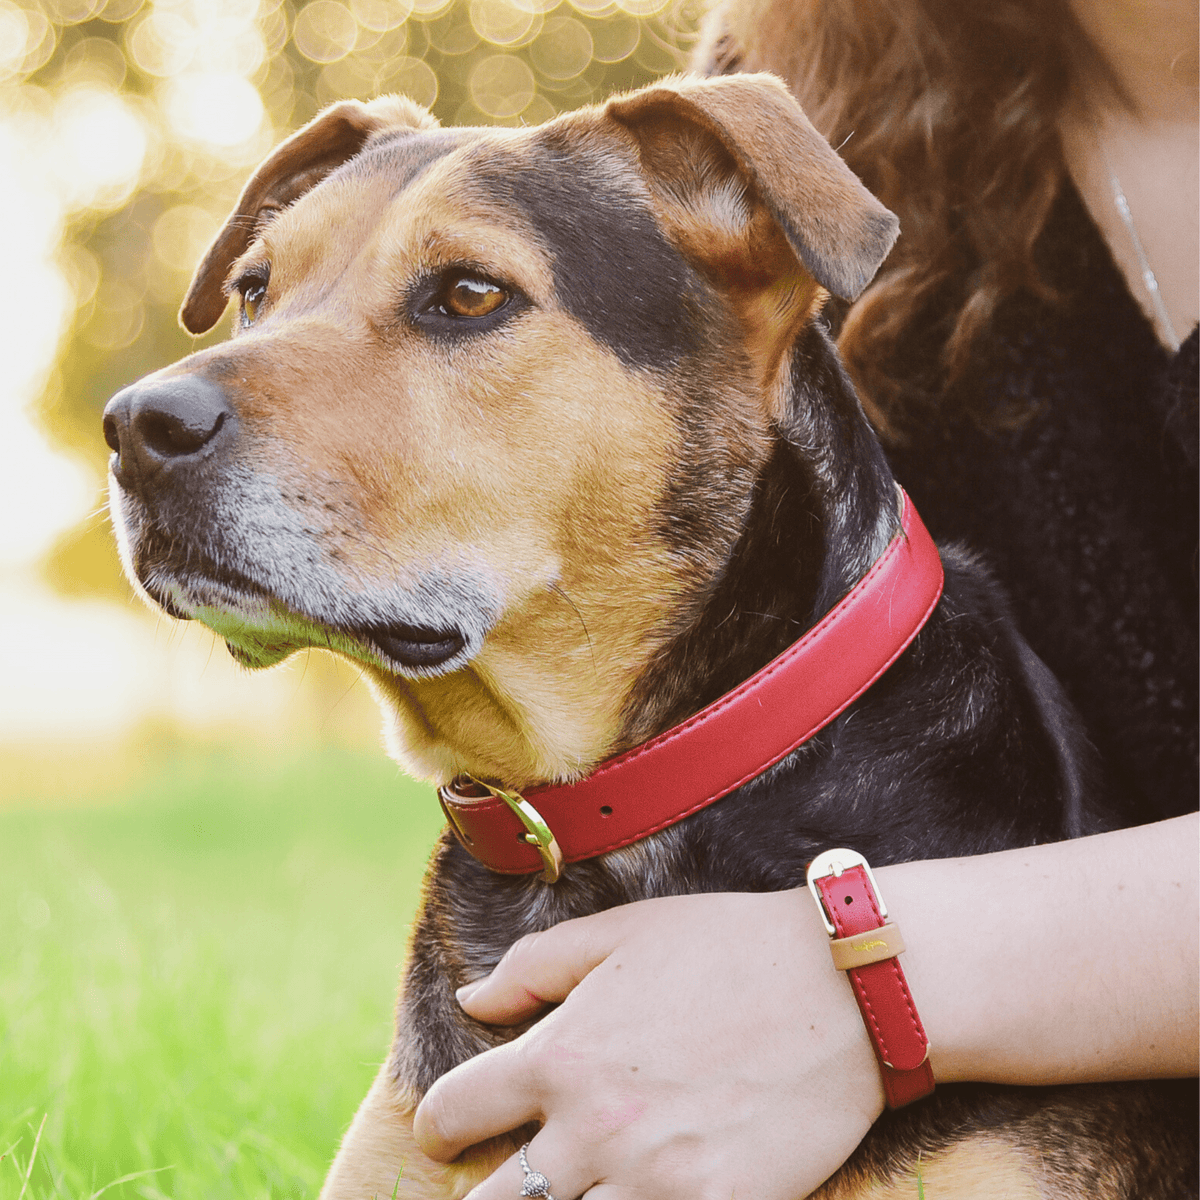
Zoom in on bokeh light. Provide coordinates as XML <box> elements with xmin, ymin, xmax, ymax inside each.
<box><xmin>126</xmin><ymin>9</ymin><xmax>194</xmax><ymax>76</ymax></box>
<box><xmin>293</xmin><ymin>0</ymin><xmax>359</xmax><ymax>62</ymax></box>
<box><xmin>0</xmin><ymin>4</ymin><xmax>56</xmax><ymax>79</ymax></box>
<box><xmin>163</xmin><ymin>71</ymin><xmax>267</xmax><ymax>146</ymax></box>
<box><xmin>469</xmin><ymin>51</ymin><xmax>534</xmax><ymax>116</ymax></box>
<box><xmin>590</xmin><ymin>11</ymin><xmax>637</xmax><ymax>59</ymax></box>
<box><xmin>469</xmin><ymin>0</ymin><xmax>539</xmax><ymax>48</ymax></box>
<box><xmin>51</xmin><ymin>85</ymin><xmax>148</xmax><ymax>208</ymax></box>
<box><xmin>530</xmin><ymin>16</ymin><xmax>591</xmax><ymax>80</ymax></box>
<box><xmin>351</xmin><ymin>0</ymin><xmax>412</xmax><ymax>31</ymax></box>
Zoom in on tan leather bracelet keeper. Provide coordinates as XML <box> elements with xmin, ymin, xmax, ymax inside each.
<box><xmin>828</xmin><ymin>921</ymin><xmax>906</xmax><ymax>970</ymax></box>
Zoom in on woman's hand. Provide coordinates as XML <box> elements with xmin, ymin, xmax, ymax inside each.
<box><xmin>412</xmin><ymin>890</ymin><xmax>884</xmax><ymax>1199</ymax></box>
<box><xmin>411</xmin><ymin>817</ymin><xmax>1199</xmax><ymax>1197</ymax></box>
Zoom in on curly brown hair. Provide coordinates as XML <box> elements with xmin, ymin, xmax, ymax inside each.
<box><xmin>694</xmin><ymin>0</ymin><xmax>1110</xmax><ymax>432</ymax></box>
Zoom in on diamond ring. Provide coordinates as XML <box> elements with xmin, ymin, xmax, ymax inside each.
<box><xmin>518</xmin><ymin>1143</ymin><xmax>556</xmax><ymax>1200</ymax></box>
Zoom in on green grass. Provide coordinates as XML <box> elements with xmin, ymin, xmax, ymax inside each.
<box><xmin>0</xmin><ymin>742</ymin><xmax>445</xmax><ymax>1198</ymax></box>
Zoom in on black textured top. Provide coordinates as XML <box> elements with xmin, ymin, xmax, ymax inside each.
<box><xmin>886</xmin><ymin>183</ymin><xmax>1198</xmax><ymax>824</ymax></box>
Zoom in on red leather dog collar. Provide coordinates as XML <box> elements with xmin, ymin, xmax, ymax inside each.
<box><xmin>807</xmin><ymin>848</ymin><xmax>935</xmax><ymax>1108</ymax></box>
<box><xmin>438</xmin><ymin>488</ymin><xmax>943</xmax><ymax>880</ymax></box>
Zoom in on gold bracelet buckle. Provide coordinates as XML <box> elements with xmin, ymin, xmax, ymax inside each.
<box><xmin>806</xmin><ymin>847</ymin><xmax>888</xmax><ymax>937</ymax></box>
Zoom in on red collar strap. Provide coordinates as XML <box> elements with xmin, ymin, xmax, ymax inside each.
<box><xmin>438</xmin><ymin>488</ymin><xmax>944</xmax><ymax>882</ymax></box>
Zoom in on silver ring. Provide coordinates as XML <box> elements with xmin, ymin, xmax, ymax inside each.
<box><xmin>518</xmin><ymin>1143</ymin><xmax>556</xmax><ymax>1200</ymax></box>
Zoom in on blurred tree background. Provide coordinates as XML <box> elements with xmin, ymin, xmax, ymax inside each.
<box><xmin>1</xmin><ymin>13</ymin><xmax>707</xmax><ymax>1188</ymax></box>
<box><xmin>6</xmin><ymin>0</ymin><xmax>700</xmax><ymax>606</ymax></box>
<box><xmin>3</xmin><ymin>12</ymin><xmax>712</xmax><ymax>1188</ymax></box>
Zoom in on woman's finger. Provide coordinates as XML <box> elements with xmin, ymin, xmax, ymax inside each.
<box><xmin>463</xmin><ymin>1134</ymin><xmax>596</xmax><ymax>1200</ymax></box>
<box><xmin>420</xmin><ymin>905</ymin><xmax>651</xmax><ymax>1161</ymax></box>
<box><xmin>457</xmin><ymin>906</ymin><xmax>635</xmax><ymax>1025</ymax></box>
<box><xmin>414</xmin><ymin>1039</ymin><xmax>544</xmax><ymax>1162</ymax></box>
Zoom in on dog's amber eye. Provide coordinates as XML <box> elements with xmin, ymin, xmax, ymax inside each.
<box><xmin>241</xmin><ymin>281</ymin><xmax>267</xmax><ymax>326</ymax></box>
<box><xmin>441</xmin><ymin>275</ymin><xmax>508</xmax><ymax>319</ymax></box>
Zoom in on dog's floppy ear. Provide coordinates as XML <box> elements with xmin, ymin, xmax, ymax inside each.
<box><xmin>606</xmin><ymin>73</ymin><xmax>897</xmax><ymax>302</ymax></box>
<box><xmin>180</xmin><ymin>95</ymin><xmax>438</xmax><ymax>334</ymax></box>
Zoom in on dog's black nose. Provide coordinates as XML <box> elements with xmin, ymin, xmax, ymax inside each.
<box><xmin>104</xmin><ymin>375</ymin><xmax>236</xmax><ymax>488</ymax></box>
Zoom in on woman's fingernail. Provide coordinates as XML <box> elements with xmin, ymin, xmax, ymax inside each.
<box><xmin>456</xmin><ymin>979</ymin><xmax>485</xmax><ymax>1003</ymax></box>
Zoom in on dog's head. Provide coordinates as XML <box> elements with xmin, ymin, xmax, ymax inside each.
<box><xmin>103</xmin><ymin>73</ymin><xmax>897</xmax><ymax>787</ymax></box>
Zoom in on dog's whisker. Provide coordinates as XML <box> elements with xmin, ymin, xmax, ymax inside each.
<box><xmin>743</xmin><ymin>611</ymin><xmax>803</xmax><ymax>625</ymax></box>
<box><xmin>327</xmin><ymin>662</ymin><xmax>370</xmax><ymax>721</ymax></box>
<box><xmin>202</xmin><ymin>628</ymin><xmax>219</xmax><ymax>673</ymax></box>
<box><xmin>549</xmin><ymin>583</ymin><xmax>597</xmax><ymax>676</ymax></box>
<box><xmin>296</xmin><ymin>646</ymin><xmax>312</xmax><ymax>689</ymax></box>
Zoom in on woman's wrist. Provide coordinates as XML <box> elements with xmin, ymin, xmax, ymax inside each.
<box><xmin>871</xmin><ymin>816</ymin><xmax>1199</xmax><ymax>1088</ymax></box>
<box><xmin>779</xmin><ymin>884</ymin><xmax>889</xmax><ymax>1116</ymax></box>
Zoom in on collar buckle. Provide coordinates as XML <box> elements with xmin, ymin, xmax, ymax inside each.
<box><xmin>465</xmin><ymin>776</ymin><xmax>565</xmax><ymax>883</ymax></box>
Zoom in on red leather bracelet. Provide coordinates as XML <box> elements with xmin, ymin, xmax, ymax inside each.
<box><xmin>806</xmin><ymin>849</ymin><xmax>935</xmax><ymax>1109</ymax></box>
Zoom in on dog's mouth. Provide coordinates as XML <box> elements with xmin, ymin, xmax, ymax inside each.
<box><xmin>216</xmin><ymin>614</ymin><xmax>467</xmax><ymax>672</ymax></box>
<box><xmin>355</xmin><ymin>623</ymin><xmax>466</xmax><ymax>668</ymax></box>
<box><xmin>132</xmin><ymin>528</ymin><xmax>470</xmax><ymax>674</ymax></box>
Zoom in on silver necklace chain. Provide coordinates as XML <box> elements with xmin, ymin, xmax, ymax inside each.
<box><xmin>1102</xmin><ymin>149</ymin><xmax>1183</xmax><ymax>352</ymax></box>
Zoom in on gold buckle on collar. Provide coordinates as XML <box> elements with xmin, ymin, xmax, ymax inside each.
<box><xmin>465</xmin><ymin>776</ymin><xmax>565</xmax><ymax>884</ymax></box>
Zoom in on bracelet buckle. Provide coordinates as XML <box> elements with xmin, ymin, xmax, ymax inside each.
<box><xmin>806</xmin><ymin>847</ymin><xmax>888</xmax><ymax>936</ymax></box>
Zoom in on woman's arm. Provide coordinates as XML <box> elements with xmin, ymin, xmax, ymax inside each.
<box><xmin>413</xmin><ymin>814</ymin><xmax>1198</xmax><ymax>1198</ymax></box>
<box><xmin>889</xmin><ymin>814</ymin><xmax>1198</xmax><ymax>1085</ymax></box>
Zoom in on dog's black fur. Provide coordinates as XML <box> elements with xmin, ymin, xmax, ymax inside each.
<box><xmin>396</xmin><ymin>320</ymin><xmax>1194</xmax><ymax>1198</ymax></box>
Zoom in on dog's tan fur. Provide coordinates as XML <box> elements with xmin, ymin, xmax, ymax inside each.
<box><xmin>181</xmin><ymin>108</ymin><xmax>727</xmax><ymax>787</ymax></box>
<box><xmin>165</xmin><ymin>78</ymin><xmax>877</xmax><ymax>793</ymax></box>
<box><xmin>320</xmin><ymin>1068</ymin><xmax>507</xmax><ymax>1199</ymax></box>
<box><xmin>317</xmin><ymin>1066</ymin><xmax>1051</xmax><ymax>1200</ymax></box>
<box><xmin>819</xmin><ymin>1141</ymin><xmax>1045</xmax><ymax>1200</ymax></box>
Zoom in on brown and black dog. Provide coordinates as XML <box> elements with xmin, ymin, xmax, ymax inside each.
<box><xmin>103</xmin><ymin>75</ymin><xmax>1193</xmax><ymax>1198</ymax></box>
